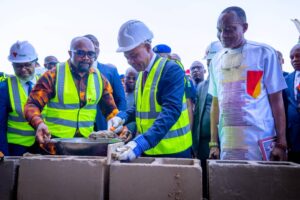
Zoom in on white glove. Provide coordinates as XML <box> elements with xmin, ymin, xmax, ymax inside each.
<box><xmin>107</xmin><ymin>116</ymin><xmax>125</xmax><ymax>134</ymax></box>
<box><xmin>115</xmin><ymin>141</ymin><xmax>139</xmax><ymax>161</ymax></box>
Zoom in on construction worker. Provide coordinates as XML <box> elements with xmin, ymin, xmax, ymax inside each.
<box><xmin>0</xmin><ymin>41</ymin><xmax>40</xmax><ymax>156</ymax></box>
<box><xmin>24</xmin><ymin>36</ymin><xmax>119</xmax><ymax>144</ymax></box>
<box><xmin>44</xmin><ymin>56</ymin><xmax>59</xmax><ymax>70</ymax></box>
<box><xmin>109</xmin><ymin>20</ymin><xmax>192</xmax><ymax>161</ymax></box>
<box><xmin>84</xmin><ymin>34</ymin><xmax>126</xmax><ymax>131</ymax></box>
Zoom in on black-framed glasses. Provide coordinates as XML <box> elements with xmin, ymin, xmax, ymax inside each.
<box><xmin>13</xmin><ymin>59</ymin><xmax>37</xmax><ymax>70</ymax></box>
<box><xmin>45</xmin><ymin>62</ymin><xmax>58</xmax><ymax>66</ymax></box>
<box><xmin>125</xmin><ymin>76</ymin><xmax>136</xmax><ymax>81</ymax></box>
<box><xmin>71</xmin><ymin>50</ymin><xmax>96</xmax><ymax>59</ymax></box>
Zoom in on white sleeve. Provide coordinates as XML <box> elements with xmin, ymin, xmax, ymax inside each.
<box><xmin>208</xmin><ymin>60</ymin><xmax>218</xmax><ymax>97</ymax></box>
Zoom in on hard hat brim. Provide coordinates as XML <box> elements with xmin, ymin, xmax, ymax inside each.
<box><xmin>116</xmin><ymin>43</ymin><xmax>141</xmax><ymax>53</ymax></box>
<box><xmin>8</xmin><ymin>56</ymin><xmax>38</xmax><ymax>63</ymax></box>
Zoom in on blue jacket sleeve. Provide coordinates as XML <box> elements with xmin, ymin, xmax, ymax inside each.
<box><xmin>0</xmin><ymin>81</ymin><xmax>9</xmax><ymax>155</ymax></box>
<box><xmin>108</xmin><ymin>66</ymin><xmax>127</xmax><ymax>111</ymax></box>
<box><xmin>143</xmin><ymin>60</ymin><xmax>185</xmax><ymax>147</ymax></box>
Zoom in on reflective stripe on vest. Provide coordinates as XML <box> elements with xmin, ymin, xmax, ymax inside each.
<box><xmin>45</xmin><ymin>62</ymin><xmax>102</xmax><ymax>138</ymax></box>
<box><xmin>135</xmin><ymin>57</ymin><xmax>192</xmax><ymax>155</ymax></box>
<box><xmin>7</xmin><ymin>76</ymin><xmax>35</xmax><ymax>147</ymax></box>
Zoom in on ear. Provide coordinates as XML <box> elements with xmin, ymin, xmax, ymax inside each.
<box><xmin>68</xmin><ymin>50</ymin><xmax>72</xmax><ymax>57</ymax></box>
<box><xmin>243</xmin><ymin>23</ymin><xmax>248</xmax><ymax>33</ymax></box>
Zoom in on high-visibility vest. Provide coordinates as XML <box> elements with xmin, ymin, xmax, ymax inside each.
<box><xmin>45</xmin><ymin>62</ymin><xmax>103</xmax><ymax>138</ymax></box>
<box><xmin>7</xmin><ymin>76</ymin><xmax>35</xmax><ymax>146</ymax></box>
<box><xmin>135</xmin><ymin>57</ymin><xmax>192</xmax><ymax>155</ymax></box>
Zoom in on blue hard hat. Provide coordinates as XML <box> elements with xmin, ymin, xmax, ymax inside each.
<box><xmin>153</xmin><ymin>44</ymin><xmax>172</xmax><ymax>54</ymax></box>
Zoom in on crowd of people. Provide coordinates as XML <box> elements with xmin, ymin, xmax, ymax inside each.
<box><xmin>0</xmin><ymin>6</ymin><xmax>299</xmax><ymax>167</ymax></box>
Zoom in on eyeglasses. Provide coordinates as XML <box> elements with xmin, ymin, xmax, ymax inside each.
<box><xmin>45</xmin><ymin>62</ymin><xmax>58</xmax><ymax>66</ymax></box>
<box><xmin>71</xmin><ymin>50</ymin><xmax>96</xmax><ymax>59</ymax></box>
<box><xmin>13</xmin><ymin>60</ymin><xmax>36</xmax><ymax>70</ymax></box>
<box><xmin>126</xmin><ymin>76</ymin><xmax>136</xmax><ymax>81</ymax></box>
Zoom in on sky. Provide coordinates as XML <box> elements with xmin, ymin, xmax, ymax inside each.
<box><xmin>0</xmin><ymin>0</ymin><xmax>299</xmax><ymax>75</ymax></box>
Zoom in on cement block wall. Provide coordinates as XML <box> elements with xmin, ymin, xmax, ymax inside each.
<box><xmin>17</xmin><ymin>155</ymin><xmax>108</xmax><ymax>200</ymax></box>
<box><xmin>208</xmin><ymin>160</ymin><xmax>300</xmax><ymax>200</ymax></box>
<box><xmin>0</xmin><ymin>156</ymin><xmax>20</xmax><ymax>200</ymax></box>
<box><xmin>109</xmin><ymin>157</ymin><xmax>202</xmax><ymax>200</ymax></box>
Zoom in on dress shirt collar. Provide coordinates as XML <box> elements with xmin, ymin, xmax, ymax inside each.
<box><xmin>144</xmin><ymin>54</ymin><xmax>157</xmax><ymax>73</ymax></box>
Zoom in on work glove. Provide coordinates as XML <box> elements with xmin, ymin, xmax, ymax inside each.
<box><xmin>115</xmin><ymin>135</ymin><xmax>151</xmax><ymax>161</ymax></box>
<box><xmin>107</xmin><ymin>116</ymin><xmax>125</xmax><ymax>134</ymax></box>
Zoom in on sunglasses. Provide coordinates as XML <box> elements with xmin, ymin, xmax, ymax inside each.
<box><xmin>13</xmin><ymin>59</ymin><xmax>37</xmax><ymax>70</ymax></box>
<box><xmin>71</xmin><ymin>50</ymin><xmax>96</xmax><ymax>59</ymax></box>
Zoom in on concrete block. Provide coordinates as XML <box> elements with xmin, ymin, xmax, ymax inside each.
<box><xmin>109</xmin><ymin>157</ymin><xmax>202</xmax><ymax>200</ymax></box>
<box><xmin>208</xmin><ymin>160</ymin><xmax>300</xmax><ymax>200</ymax></box>
<box><xmin>17</xmin><ymin>155</ymin><xmax>108</xmax><ymax>200</ymax></box>
<box><xmin>0</xmin><ymin>156</ymin><xmax>20</xmax><ymax>200</ymax></box>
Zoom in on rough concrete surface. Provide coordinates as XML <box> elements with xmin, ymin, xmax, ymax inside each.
<box><xmin>110</xmin><ymin>157</ymin><xmax>202</xmax><ymax>200</ymax></box>
<box><xmin>0</xmin><ymin>156</ymin><xmax>20</xmax><ymax>200</ymax></box>
<box><xmin>208</xmin><ymin>160</ymin><xmax>300</xmax><ymax>200</ymax></box>
<box><xmin>17</xmin><ymin>155</ymin><xmax>108</xmax><ymax>200</ymax></box>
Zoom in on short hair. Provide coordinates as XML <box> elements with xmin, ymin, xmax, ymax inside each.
<box><xmin>221</xmin><ymin>6</ymin><xmax>247</xmax><ymax>23</ymax></box>
<box><xmin>84</xmin><ymin>34</ymin><xmax>99</xmax><ymax>48</ymax></box>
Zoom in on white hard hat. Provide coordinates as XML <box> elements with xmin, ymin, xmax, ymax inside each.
<box><xmin>117</xmin><ymin>20</ymin><xmax>153</xmax><ymax>52</ymax></box>
<box><xmin>8</xmin><ymin>41</ymin><xmax>38</xmax><ymax>63</ymax></box>
<box><xmin>203</xmin><ymin>41</ymin><xmax>222</xmax><ymax>60</ymax></box>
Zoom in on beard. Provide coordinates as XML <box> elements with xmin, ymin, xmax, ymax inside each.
<box><xmin>78</xmin><ymin>62</ymin><xmax>91</xmax><ymax>72</ymax></box>
<box><xmin>19</xmin><ymin>73</ymin><xmax>34</xmax><ymax>82</ymax></box>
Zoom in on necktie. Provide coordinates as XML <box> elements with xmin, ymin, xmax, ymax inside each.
<box><xmin>142</xmin><ymin>71</ymin><xmax>148</xmax><ymax>90</ymax></box>
<box><xmin>26</xmin><ymin>81</ymin><xmax>33</xmax><ymax>95</ymax></box>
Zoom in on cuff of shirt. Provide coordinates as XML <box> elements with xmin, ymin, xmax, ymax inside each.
<box><xmin>31</xmin><ymin>116</ymin><xmax>44</xmax><ymax>129</ymax></box>
<box><xmin>116</xmin><ymin>111</ymin><xmax>128</xmax><ymax>123</ymax></box>
<box><xmin>106</xmin><ymin>108</ymin><xmax>119</xmax><ymax>121</ymax></box>
<box><xmin>134</xmin><ymin>135</ymin><xmax>151</xmax><ymax>152</ymax></box>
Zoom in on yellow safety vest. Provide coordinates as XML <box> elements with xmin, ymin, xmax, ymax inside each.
<box><xmin>135</xmin><ymin>57</ymin><xmax>192</xmax><ymax>155</ymax></box>
<box><xmin>45</xmin><ymin>62</ymin><xmax>103</xmax><ymax>138</ymax></box>
<box><xmin>7</xmin><ymin>76</ymin><xmax>35</xmax><ymax>147</ymax></box>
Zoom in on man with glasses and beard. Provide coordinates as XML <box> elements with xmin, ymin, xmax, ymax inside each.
<box><xmin>0</xmin><ymin>41</ymin><xmax>40</xmax><ymax>156</ymax></box>
<box><xmin>24</xmin><ymin>36</ymin><xmax>119</xmax><ymax>144</ymax></box>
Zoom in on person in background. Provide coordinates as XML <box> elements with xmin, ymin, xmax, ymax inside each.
<box><xmin>283</xmin><ymin>43</ymin><xmax>300</xmax><ymax>163</ymax></box>
<box><xmin>124</xmin><ymin>67</ymin><xmax>138</xmax><ymax>136</ymax></box>
<box><xmin>25</xmin><ymin>37</ymin><xmax>119</xmax><ymax>144</ymax></box>
<box><xmin>276</xmin><ymin>50</ymin><xmax>289</xmax><ymax>77</ymax></box>
<box><xmin>84</xmin><ymin>34</ymin><xmax>126</xmax><ymax>130</ymax></box>
<box><xmin>0</xmin><ymin>73</ymin><xmax>8</xmax><ymax>155</ymax></box>
<box><xmin>153</xmin><ymin>43</ymin><xmax>196</xmax><ymax>128</ymax></box>
<box><xmin>192</xmin><ymin>40</ymin><xmax>222</xmax><ymax>198</ymax></box>
<box><xmin>109</xmin><ymin>20</ymin><xmax>192</xmax><ymax>161</ymax></box>
<box><xmin>44</xmin><ymin>56</ymin><xmax>59</xmax><ymax>71</ymax></box>
<box><xmin>152</xmin><ymin>44</ymin><xmax>172</xmax><ymax>57</ymax></box>
<box><xmin>0</xmin><ymin>41</ymin><xmax>40</xmax><ymax>156</ymax></box>
<box><xmin>34</xmin><ymin>61</ymin><xmax>47</xmax><ymax>76</ymax></box>
<box><xmin>190</xmin><ymin>60</ymin><xmax>205</xmax><ymax>89</ymax></box>
<box><xmin>119</xmin><ymin>74</ymin><xmax>126</xmax><ymax>91</ymax></box>
<box><xmin>209</xmin><ymin>6</ymin><xmax>287</xmax><ymax>161</ymax></box>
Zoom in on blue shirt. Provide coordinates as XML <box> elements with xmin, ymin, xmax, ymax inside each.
<box><xmin>0</xmin><ymin>80</ymin><xmax>9</xmax><ymax>155</ymax></box>
<box><xmin>118</xmin><ymin>58</ymin><xmax>186</xmax><ymax>150</ymax></box>
<box><xmin>95</xmin><ymin>62</ymin><xmax>126</xmax><ymax>130</ymax></box>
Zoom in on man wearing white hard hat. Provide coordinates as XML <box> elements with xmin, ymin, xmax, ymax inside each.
<box><xmin>108</xmin><ymin>20</ymin><xmax>192</xmax><ymax>161</ymax></box>
<box><xmin>0</xmin><ymin>41</ymin><xmax>39</xmax><ymax>156</ymax></box>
